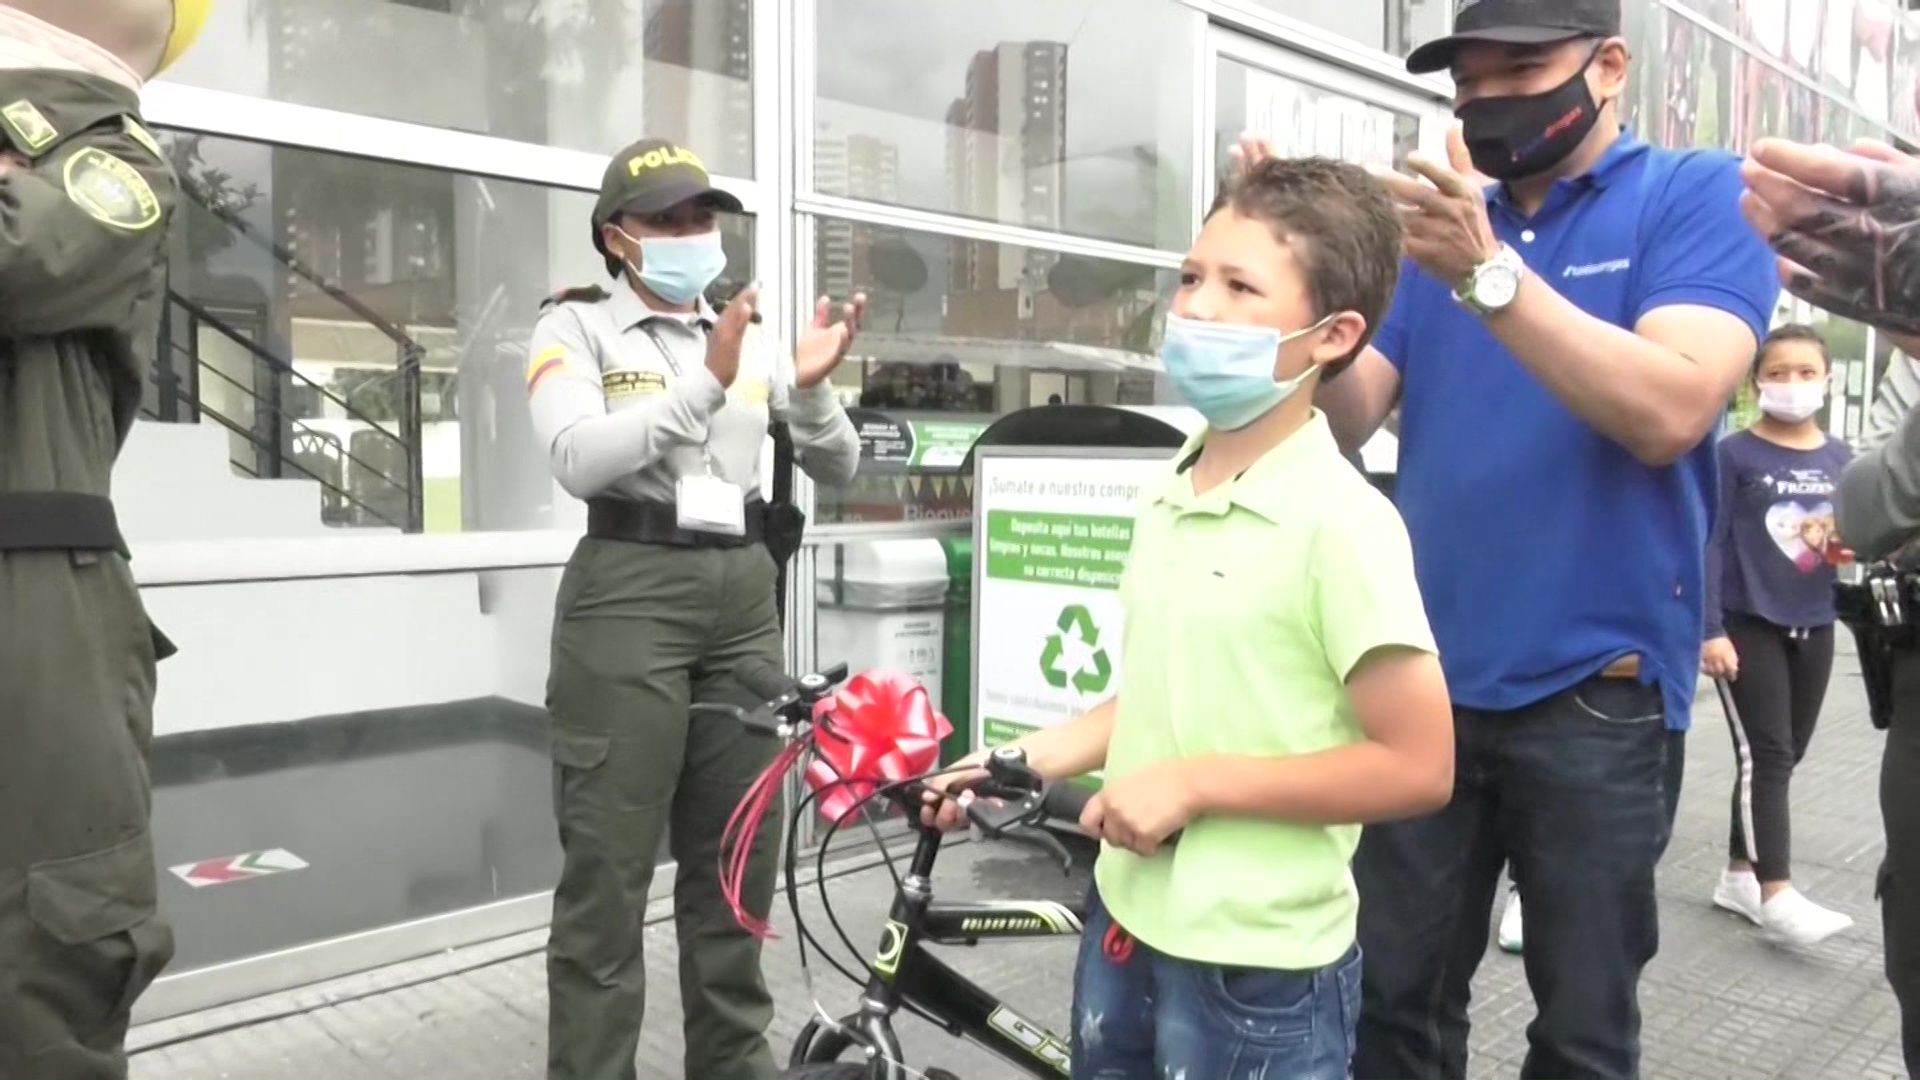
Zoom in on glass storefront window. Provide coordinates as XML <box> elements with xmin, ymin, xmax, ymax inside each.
<box><xmin>153</xmin><ymin>131</ymin><xmax>754</xmax><ymax>536</ymax></box>
<box><xmin>807</xmin><ymin>216</ymin><xmax>1176</xmax><ymax>527</ymax></box>
<box><xmin>1668</xmin><ymin>0</ymin><xmax>1920</xmax><ymax>140</ymax></box>
<box><xmin>813</xmin><ymin>0</ymin><xmax>1195</xmax><ymax>251</ymax></box>
<box><xmin>1240</xmin><ymin>0</ymin><xmax>1452</xmax><ymax>59</ymax></box>
<box><xmin>1213</xmin><ymin>55</ymin><xmax>1424</xmax><ymax>185</ymax></box>
<box><xmin>810</xmin><ymin>535</ymin><xmax>973</xmax><ymax>770</ymax></box>
<box><xmin>161</xmin><ymin>0</ymin><xmax>755</xmax><ymax>177</ymax></box>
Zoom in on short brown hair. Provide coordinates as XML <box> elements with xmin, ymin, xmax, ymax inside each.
<box><xmin>1207</xmin><ymin>157</ymin><xmax>1403</xmax><ymax>379</ymax></box>
<box><xmin>1753</xmin><ymin>323</ymin><xmax>1830</xmax><ymax>378</ymax></box>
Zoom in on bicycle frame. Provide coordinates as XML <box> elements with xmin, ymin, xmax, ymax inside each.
<box><xmin>790</xmin><ymin>826</ymin><xmax>1082</xmax><ymax>1080</ymax></box>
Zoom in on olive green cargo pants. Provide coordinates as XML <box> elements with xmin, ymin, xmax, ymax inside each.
<box><xmin>0</xmin><ymin>550</ymin><xmax>173</xmax><ymax>1079</ymax></box>
<box><xmin>544</xmin><ymin>538</ymin><xmax>786</xmax><ymax>1080</ymax></box>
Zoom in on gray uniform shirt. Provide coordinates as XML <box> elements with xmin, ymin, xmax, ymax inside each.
<box><xmin>526</xmin><ymin>283</ymin><xmax>860</xmax><ymax>503</ymax></box>
<box><xmin>1839</xmin><ymin>350</ymin><xmax>1920</xmax><ymax>560</ymax></box>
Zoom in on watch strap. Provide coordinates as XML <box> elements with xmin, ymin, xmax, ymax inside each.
<box><xmin>1454</xmin><ymin>244</ymin><xmax>1521</xmax><ymax>316</ymax></box>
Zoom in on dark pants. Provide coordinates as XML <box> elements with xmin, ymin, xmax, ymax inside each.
<box><xmin>1510</xmin><ymin>728</ymin><xmax>1683</xmax><ymax>893</ymax></box>
<box><xmin>544</xmin><ymin>539</ymin><xmax>785</xmax><ymax>1080</ymax></box>
<box><xmin>1354</xmin><ymin>675</ymin><xmax>1669</xmax><ymax>1080</ymax></box>
<box><xmin>1665</xmin><ymin>728</ymin><xmax>1687</xmax><ymax>827</ymax></box>
<box><xmin>0</xmin><ymin>551</ymin><xmax>173</xmax><ymax>1079</ymax></box>
<box><xmin>1072</xmin><ymin>886</ymin><xmax>1361</xmax><ymax>1080</ymax></box>
<box><xmin>1720</xmin><ymin>615</ymin><xmax>1836</xmax><ymax>883</ymax></box>
<box><xmin>1882</xmin><ymin>651</ymin><xmax>1920</xmax><ymax>1077</ymax></box>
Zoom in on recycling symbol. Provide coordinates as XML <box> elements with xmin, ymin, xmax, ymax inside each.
<box><xmin>1040</xmin><ymin>604</ymin><xmax>1112</xmax><ymax>694</ymax></box>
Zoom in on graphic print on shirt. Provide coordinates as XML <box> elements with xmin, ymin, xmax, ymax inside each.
<box><xmin>1758</xmin><ymin>468</ymin><xmax>1837</xmax><ymax>573</ymax></box>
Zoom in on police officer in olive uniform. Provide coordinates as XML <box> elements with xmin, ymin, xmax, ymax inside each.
<box><xmin>1743</xmin><ymin>136</ymin><xmax>1920</xmax><ymax>1076</ymax></box>
<box><xmin>529</xmin><ymin>139</ymin><xmax>862</xmax><ymax>1080</ymax></box>
<box><xmin>0</xmin><ymin>3</ymin><xmax>205</xmax><ymax>1076</ymax></box>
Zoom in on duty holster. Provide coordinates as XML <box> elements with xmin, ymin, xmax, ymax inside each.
<box><xmin>765</xmin><ymin>420</ymin><xmax>807</xmax><ymax>626</ymax></box>
<box><xmin>1836</xmin><ymin>561</ymin><xmax>1920</xmax><ymax>731</ymax></box>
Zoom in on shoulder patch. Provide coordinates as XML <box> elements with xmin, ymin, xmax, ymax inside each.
<box><xmin>122</xmin><ymin>116</ymin><xmax>164</xmax><ymax>160</ymax></box>
<box><xmin>542</xmin><ymin>285</ymin><xmax>610</xmax><ymax>310</ymax></box>
<box><xmin>63</xmin><ymin>147</ymin><xmax>160</xmax><ymax>231</ymax></box>
<box><xmin>1</xmin><ymin>100</ymin><xmax>57</xmax><ymax>154</ymax></box>
<box><xmin>527</xmin><ymin>345</ymin><xmax>569</xmax><ymax>395</ymax></box>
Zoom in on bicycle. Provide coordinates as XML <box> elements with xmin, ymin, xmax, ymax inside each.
<box><xmin>699</xmin><ymin>659</ymin><xmax>1096</xmax><ymax>1080</ymax></box>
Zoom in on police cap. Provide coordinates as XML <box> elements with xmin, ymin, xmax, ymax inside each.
<box><xmin>591</xmin><ymin>138</ymin><xmax>744</xmax><ymax>259</ymax></box>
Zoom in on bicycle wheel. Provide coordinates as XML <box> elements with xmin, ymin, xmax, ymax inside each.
<box><xmin>782</xmin><ymin>1065</ymin><xmax>870</xmax><ymax>1079</ymax></box>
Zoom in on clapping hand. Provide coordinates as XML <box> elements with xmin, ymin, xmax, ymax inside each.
<box><xmin>795</xmin><ymin>293</ymin><xmax>867</xmax><ymax>390</ymax></box>
<box><xmin>1741</xmin><ymin>138</ymin><xmax>1920</xmax><ymax>355</ymax></box>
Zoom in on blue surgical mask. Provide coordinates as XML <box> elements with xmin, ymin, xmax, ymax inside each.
<box><xmin>618</xmin><ymin>227</ymin><xmax>727</xmax><ymax>306</ymax></box>
<box><xmin>1159</xmin><ymin>313</ymin><xmax>1334</xmax><ymax>430</ymax></box>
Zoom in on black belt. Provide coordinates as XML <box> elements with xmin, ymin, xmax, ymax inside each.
<box><xmin>0</xmin><ymin>491</ymin><xmax>128</xmax><ymax>555</ymax></box>
<box><xmin>586</xmin><ymin>497</ymin><xmax>765</xmax><ymax>549</ymax></box>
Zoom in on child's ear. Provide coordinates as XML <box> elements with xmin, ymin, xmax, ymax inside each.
<box><xmin>1309</xmin><ymin>311</ymin><xmax>1370</xmax><ymax>367</ymax></box>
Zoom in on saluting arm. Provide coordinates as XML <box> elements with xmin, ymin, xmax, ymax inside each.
<box><xmin>527</xmin><ymin>309</ymin><xmax>724</xmax><ymax>499</ymax></box>
<box><xmin>0</xmin><ymin>121</ymin><xmax>174</xmax><ymax>339</ymax></box>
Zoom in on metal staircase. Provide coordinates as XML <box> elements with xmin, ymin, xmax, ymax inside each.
<box><xmin>141</xmin><ymin>179</ymin><xmax>432</xmax><ymax>534</ymax></box>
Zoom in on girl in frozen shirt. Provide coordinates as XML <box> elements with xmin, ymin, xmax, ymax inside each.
<box><xmin>1701</xmin><ymin>324</ymin><xmax>1855</xmax><ymax>947</ymax></box>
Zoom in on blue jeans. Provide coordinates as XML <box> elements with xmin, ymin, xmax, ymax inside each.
<box><xmin>1071</xmin><ymin>885</ymin><xmax>1361</xmax><ymax>1080</ymax></box>
<box><xmin>1352</xmin><ymin>675</ymin><xmax>1670</xmax><ymax>1079</ymax></box>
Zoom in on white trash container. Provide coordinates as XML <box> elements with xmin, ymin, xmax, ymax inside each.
<box><xmin>815</xmin><ymin>539</ymin><xmax>950</xmax><ymax>710</ymax></box>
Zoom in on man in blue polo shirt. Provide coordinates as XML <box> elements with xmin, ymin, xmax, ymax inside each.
<box><xmin>1238</xmin><ymin>0</ymin><xmax>1780</xmax><ymax>1077</ymax></box>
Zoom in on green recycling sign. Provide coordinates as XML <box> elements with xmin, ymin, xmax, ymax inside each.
<box><xmin>1040</xmin><ymin>604</ymin><xmax>1112</xmax><ymax>695</ymax></box>
<box><xmin>972</xmin><ymin>446</ymin><xmax>1187</xmax><ymax>759</ymax></box>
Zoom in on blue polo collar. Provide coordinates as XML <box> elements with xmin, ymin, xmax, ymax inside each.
<box><xmin>1486</xmin><ymin>129</ymin><xmax>1648</xmax><ymax>213</ymax></box>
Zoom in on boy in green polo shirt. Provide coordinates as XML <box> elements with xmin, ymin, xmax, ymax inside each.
<box><xmin>929</xmin><ymin>157</ymin><xmax>1453</xmax><ymax>1080</ymax></box>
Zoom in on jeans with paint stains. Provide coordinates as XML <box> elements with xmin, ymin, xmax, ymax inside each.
<box><xmin>1070</xmin><ymin>885</ymin><xmax>1361</xmax><ymax>1080</ymax></box>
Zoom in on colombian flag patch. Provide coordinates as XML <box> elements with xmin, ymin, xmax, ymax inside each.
<box><xmin>526</xmin><ymin>346</ymin><xmax>567</xmax><ymax>395</ymax></box>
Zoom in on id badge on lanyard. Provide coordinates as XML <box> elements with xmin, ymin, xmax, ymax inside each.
<box><xmin>640</xmin><ymin>321</ymin><xmax>747</xmax><ymax>536</ymax></box>
<box><xmin>677</xmin><ymin>462</ymin><xmax>746</xmax><ymax>536</ymax></box>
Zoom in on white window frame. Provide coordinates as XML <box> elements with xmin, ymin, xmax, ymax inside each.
<box><xmin>141</xmin><ymin>81</ymin><xmax>762</xmax><ymax>209</ymax></box>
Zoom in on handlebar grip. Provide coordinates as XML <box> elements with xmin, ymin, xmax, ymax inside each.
<box><xmin>1041</xmin><ymin>783</ymin><xmax>1092</xmax><ymax>825</ymax></box>
<box><xmin>736</xmin><ymin>659</ymin><xmax>801</xmax><ymax>703</ymax></box>
<box><xmin>1040</xmin><ymin>783</ymin><xmax>1181</xmax><ymax>849</ymax></box>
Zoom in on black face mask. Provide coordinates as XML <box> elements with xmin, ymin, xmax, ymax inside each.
<box><xmin>1456</xmin><ymin>50</ymin><xmax>1603</xmax><ymax>181</ymax></box>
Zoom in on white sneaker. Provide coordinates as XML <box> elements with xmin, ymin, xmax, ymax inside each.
<box><xmin>1498</xmin><ymin>889</ymin><xmax>1523</xmax><ymax>954</ymax></box>
<box><xmin>1713</xmin><ymin>868</ymin><xmax>1764</xmax><ymax>925</ymax></box>
<box><xmin>1760</xmin><ymin>888</ymin><xmax>1855</xmax><ymax>947</ymax></box>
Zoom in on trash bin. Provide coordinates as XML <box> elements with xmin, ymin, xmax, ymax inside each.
<box><xmin>815</xmin><ymin>539</ymin><xmax>949</xmax><ymax>710</ymax></box>
<box><xmin>938</xmin><ymin>536</ymin><xmax>972</xmax><ymax>764</ymax></box>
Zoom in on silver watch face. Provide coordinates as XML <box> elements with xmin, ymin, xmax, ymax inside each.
<box><xmin>1476</xmin><ymin>260</ymin><xmax>1521</xmax><ymax>310</ymax></box>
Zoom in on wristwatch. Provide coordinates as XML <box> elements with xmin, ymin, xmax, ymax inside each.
<box><xmin>1454</xmin><ymin>243</ymin><xmax>1526</xmax><ymax>317</ymax></box>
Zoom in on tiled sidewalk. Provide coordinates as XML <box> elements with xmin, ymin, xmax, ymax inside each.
<box><xmin>132</xmin><ymin>646</ymin><xmax>1901</xmax><ymax>1079</ymax></box>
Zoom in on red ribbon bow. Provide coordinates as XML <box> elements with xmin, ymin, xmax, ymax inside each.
<box><xmin>804</xmin><ymin>670</ymin><xmax>953</xmax><ymax>823</ymax></box>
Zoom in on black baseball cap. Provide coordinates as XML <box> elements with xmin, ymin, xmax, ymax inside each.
<box><xmin>1405</xmin><ymin>0</ymin><xmax>1621</xmax><ymax>75</ymax></box>
<box><xmin>591</xmin><ymin>138</ymin><xmax>743</xmax><ymax>256</ymax></box>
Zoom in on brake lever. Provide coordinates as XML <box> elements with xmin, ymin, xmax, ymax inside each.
<box><xmin>964</xmin><ymin>795</ymin><xmax>1070</xmax><ymax>873</ymax></box>
<box><xmin>963</xmin><ymin>792</ymin><xmax>1032</xmax><ymax>835</ymax></box>
<box><xmin>688</xmin><ymin>703</ymin><xmax>785</xmax><ymax>737</ymax></box>
<box><xmin>996</xmin><ymin>824</ymin><xmax>1073</xmax><ymax>875</ymax></box>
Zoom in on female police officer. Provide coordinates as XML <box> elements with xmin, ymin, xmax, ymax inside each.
<box><xmin>526</xmin><ymin>138</ymin><xmax>861</xmax><ymax>1080</ymax></box>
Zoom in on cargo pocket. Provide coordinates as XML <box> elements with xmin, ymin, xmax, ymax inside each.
<box><xmin>549</xmin><ymin>728</ymin><xmax>613</xmax><ymax>827</ymax></box>
<box><xmin>27</xmin><ymin>831</ymin><xmax>174</xmax><ymax>1016</ymax></box>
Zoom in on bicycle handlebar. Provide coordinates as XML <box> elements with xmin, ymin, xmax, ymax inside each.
<box><xmin>736</xmin><ymin>658</ymin><xmax>802</xmax><ymax>703</ymax></box>
<box><xmin>1040</xmin><ymin>781</ymin><xmax>1091</xmax><ymax>826</ymax></box>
